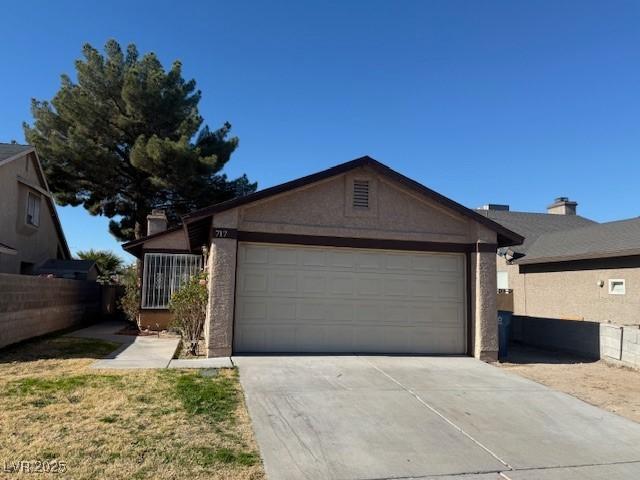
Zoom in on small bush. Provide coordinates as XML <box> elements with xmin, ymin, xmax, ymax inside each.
<box><xmin>119</xmin><ymin>264</ymin><xmax>140</xmax><ymax>325</ymax></box>
<box><xmin>169</xmin><ymin>273</ymin><xmax>208</xmax><ymax>356</ymax></box>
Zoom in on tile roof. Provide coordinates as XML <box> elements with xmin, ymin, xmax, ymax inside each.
<box><xmin>476</xmin><ymin>209</ymin><xmax>596</xmax><ymax>256</ymax></box>
<box><xmin>0</xmin><ymin>143</ymin><xmax>33</xmax><ymax>162</ymax></box>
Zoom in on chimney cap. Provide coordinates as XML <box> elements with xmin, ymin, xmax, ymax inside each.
<box><xmin>149</xmin><ymin>209</ymin><xmax>167</xmax><ymax>217</ymax></box>
<box><xmin>547</xmin><ymin>197</ymin><xmax>577</xmax><ymax>208</ymax></box>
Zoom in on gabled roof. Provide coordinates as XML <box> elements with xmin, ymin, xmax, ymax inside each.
<box><xmin>0</xmin><ymin>143</ymin><xmax>71</xmax><ymax>259</ymax></box>
<box><xmin>476</xmin><ymin>209</ymin><xmax>596</xmax><ymax>256</ymax></box>
<box><xmin>518</xmin><ymin>217</ymin><xmax>640</xmax><ymax>265</ymax></box>
<box><xmin>0</xmin><ymin>143</ymin><xmax>34</xmax><ymax>163</ymax></box>
<box><xmin>121</xmin><ymin>225</ymin><xmax>185</xmax><ymax>258</ymax></box>
<box><xmin>182</xmin><ymin>156</ymin><xmax>524</xmax><ymax>249</ymax></box>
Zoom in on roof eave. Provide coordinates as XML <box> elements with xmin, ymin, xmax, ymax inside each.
<box><xmin>517</xmin><ymin>248</ymin><xmax>640</xmax><ymax>265</ymax></box>
<box><xmin>182</xmin><ymin>156</ymin><xmax>524</xmax><ymax>250</ymax></box>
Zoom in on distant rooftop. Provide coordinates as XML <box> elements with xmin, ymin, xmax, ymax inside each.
<box><xmin>0</xmin><ymin>143</ymin><xmax>33</xmax><ymax>162</ymax></box>
<box><xmin>518</xmin><ymin>217</ymin><xmax>640</xmax><ymax>265</ymax></box>
<box><xmin>476</xmin><ymin>208</ymin><xmax>596</xmax><ymax>256</ymax></box>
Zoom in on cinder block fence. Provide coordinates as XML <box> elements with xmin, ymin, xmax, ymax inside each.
<box><xmin>0</xmin><ymin>273</ymin><xmax>101</xmax><ymax>349</ymax></box>
<box><xmin>512</xmin><ymin>315</ymin><xmax>640</xmax><ymax>369</ymax></box>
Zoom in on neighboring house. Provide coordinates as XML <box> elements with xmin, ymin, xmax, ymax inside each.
<box><xmin>479</xmin><ymin>198</ymin><xmax>640</xmax><ymax>364</ymax></box>
<box><xmin>0</xmin><ymin>143</ymin><xmax>71</xmax><ymax>274</ymax></box>
<box><xmin>124</xmin><ymin>156</ymin><xmax>523</xmax><ymax>361</ymax></box>
<box><xmin>35</xmin><ymin>259</ymin><xmax>100</xmax><ymax>281</ymax></box>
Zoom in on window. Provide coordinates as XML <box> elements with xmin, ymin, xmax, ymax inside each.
<box><xmin>353</xmin><ymin>180</ymin><xmax>369</xmax><ymax>208</ymax></box>
<box><xmin>608</xmin><ymin>279</ymin><xmax>626</xmax><ymax>295</ymax></box>
<box><xmin>26</xmin><ymin>192</ymin><xmax>40</xmax><ymax>227</ymax></box>
<box><xmin>141</xmin><ymin>253</ymin><xmax>203</xmax><ymax>308</ymax></box>
<box><xmin>497</xmin><ymin>271</ymin><xmax>509</xmax><ymax>290</ymax></box>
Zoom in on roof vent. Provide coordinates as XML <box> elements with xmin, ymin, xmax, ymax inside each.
<box><xmin>353</xmin><ymin>180</ymin><xmax>369</xmax><ymax>208</ymax></box>
<box><xmin>479</xmin><ymin>204</ymin><xmax>509</xmax><ymax>211</ymax></box>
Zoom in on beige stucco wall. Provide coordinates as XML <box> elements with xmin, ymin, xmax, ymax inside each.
<box><xmin>205</xmin><ymin>166</ymin><xmax>500</xmax><ymax>359</ymax></box>
<box><xmin>0</xmin><ymin>153</ymin><xmax>65</xmax><ymax>274</ymax></box>
<box><xmin>512</xmin><ymin>263</ymin><xmax>640</xmax><ymax>325</ymax></box>
<box><xmin>142</xmin><ymin>228</ymin><xmax>189</xmax><ymax>250</ymax></box>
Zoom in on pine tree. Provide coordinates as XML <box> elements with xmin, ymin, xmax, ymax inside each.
<box><xmin>24</xmin><ymin>39</ymin><xmax>255</xmax><ymax>240</ymax></box>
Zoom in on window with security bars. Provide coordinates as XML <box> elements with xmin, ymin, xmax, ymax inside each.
<box><xmin>141</xmin><ymin>253</ymin><xmax>203</xmax><ymax>309</ymax></box>
<box><xmin>353</xmin><ymin>180</ymin><xmax>369</xmax><ymax>208</ymax></box>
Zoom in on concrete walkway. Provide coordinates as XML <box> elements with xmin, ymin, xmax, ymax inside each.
<box><xmin>67</xmin><ymin>321</ymin><xmax>232</xmax><ymax>369</ymax></box>
<box><xmin>234</xmin><ymin>355</ymin><xmax>640</xmax><ymax>480</ymax></box>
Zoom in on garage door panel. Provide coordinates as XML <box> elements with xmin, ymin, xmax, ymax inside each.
<box><xmin>271</xmin><ymin>272</ymin><xmax>298</xmax><ymax>293</ymax></box>
<box><xmin>234</xmin><ymin>244</ymin><xmax>466</xmax><ymax>354</ymax></box>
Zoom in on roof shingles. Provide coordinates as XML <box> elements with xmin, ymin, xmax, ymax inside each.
<box><xmin>0</xmin><ymin>143</ymin><xmax>33</xmax><ymax>162</ymax></box>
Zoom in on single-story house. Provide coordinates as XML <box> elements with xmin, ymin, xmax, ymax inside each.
<box><xmin>35</xmin><ymin>259</ymin><xmax>100</xmax><ymax>281</ymax></box>
<box><xmin>479</xmin><ymin>199</ymin><xmax>640</xmax><ymax>365</ymax></box>
<box><xmin>124</xmin><ymin>156</ymin><xmax>523</xmax><ymax>361</ymax></box>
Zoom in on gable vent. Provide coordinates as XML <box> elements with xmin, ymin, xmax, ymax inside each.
<box><xmin>353</xmin><ymin>180</ymin><xmax>369</xmax><ymax>208</ymax></box>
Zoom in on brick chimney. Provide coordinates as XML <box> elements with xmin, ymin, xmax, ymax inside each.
<box><xmin>147</xmin><ymin>209</ymin><xmax>168</xmax><ymax>235</ymax></box>
<box><xmin>547</xmin><ymin>197</ymin><xmax>577</xmax><ymax>215</ymax></box>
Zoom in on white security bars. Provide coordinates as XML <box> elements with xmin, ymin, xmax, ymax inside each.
<box><xmin>141</xmin><ymin>253</ymin><xmax>203</xmax><ymax>309</ymax></box>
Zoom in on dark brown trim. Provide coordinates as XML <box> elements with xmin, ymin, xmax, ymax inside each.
<box><xmin>237</xmin><ymin>231</ymin><xmax>497</xmax><ymax>254</ymax></box>
<box><xmin>230</xmin><ymin>238</ymin><xmax>240</xmax><ymax>355</ymax></box>
<box><xmin>182</xmin><ymin>156</ymin><xmax>524</xmax><ymax>250</ymax></box>
<box><xmin>465</xmin><ymin>251</ymin><xmax>472</xmax><ymax>356</ymax></box>
<box><xmin>141</xmin><ymin>248</ymin><xmax>192</xmax><ymax>255</ymax></box>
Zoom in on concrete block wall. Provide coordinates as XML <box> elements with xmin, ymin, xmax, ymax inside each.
<box><xmin>600</xmin><ymin>324</ymin><xmax>623</xmax><ymax>360</ymax></box>
<box><xmin>620</xmin><ymin>325</ymin><xmax>640</xmax><ymax>368</ymax></box>
<box><xmin>513</xmin><ymin>316</ymin><xmax>640</xmax><ymax>369</ymax></box>
<box><xmin>0</xmin><ymin>273</ymin><xmax>100</xmax><ymax>349</ymax></box>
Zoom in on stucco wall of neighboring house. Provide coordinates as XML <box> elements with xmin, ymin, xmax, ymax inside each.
<box><xmin>204</xmin><ymin>166</ymin><xmax>500</xmax><ymax>360</ymax></box>
<box><xmin>496</xmin><ymin>255</ymin><xmax>526</xmax><ymax>313</ymax></box>
<box><xmin>0</xmin><ymin>153</ymin><xmax>65</xmax><ymax>274</ymax></box>
<box><xmin>516</xmin><ymin>261</ymin><xmax>640</xmax><ymax>325</ymax></box>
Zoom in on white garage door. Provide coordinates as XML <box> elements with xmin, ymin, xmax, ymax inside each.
<box><xmin>234</xmin><ymin>243</ymin><xmax>466</xmax><ymax>354</ymax></box>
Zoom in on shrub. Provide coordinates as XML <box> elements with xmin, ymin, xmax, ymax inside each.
<box><xmin>169</xmin><ymin>273</ymin><xmax>208</xmax><ymax>355</ymax></box>
<box><xmin>119</xmin><ymin>264</ymin><xmax>140</xmax><ymax>325</ymax></box>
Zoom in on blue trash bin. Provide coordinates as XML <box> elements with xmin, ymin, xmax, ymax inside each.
<box><xmin>498</xmin><ymin>310</ymin><xmax>513</xmax><ymax>359</ymax></box>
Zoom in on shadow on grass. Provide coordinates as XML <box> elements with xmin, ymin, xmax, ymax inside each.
<box><xmin>503</xmin><ymin>343</ymin><xmax>599</xmax><ymax>365</ymax></box>
<box><xmin>0</xmin><ymin>335</ymin><xmax>120</xmax><ymax>364</ymax></box>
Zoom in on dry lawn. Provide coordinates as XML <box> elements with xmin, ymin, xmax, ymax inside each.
<box><xmin>498</xmin><ymin>345</ymin><xmax>640</xmax><ymax>424</ymax></box>
<box><xmin>0</xmin><ymin>335</ymin><xmax>264</xmax><ymax>480</ymax></box>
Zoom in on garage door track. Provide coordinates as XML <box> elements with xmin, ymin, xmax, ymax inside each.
<box><xmin>234</xmin><ymin>355</ymin><xmax>640</xmax><ymax>480</ymax></box>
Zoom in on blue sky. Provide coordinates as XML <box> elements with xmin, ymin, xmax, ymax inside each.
<box><xmin>2</xmin><ymin>1</ymin><xmax>639</xmax><ymax>262</ymax></box>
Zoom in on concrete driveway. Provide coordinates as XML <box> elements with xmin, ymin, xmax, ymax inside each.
<box><xmin>234</xmin><ymin>355</ymin><xmax>640</xmax><ymax>480</ymax></box>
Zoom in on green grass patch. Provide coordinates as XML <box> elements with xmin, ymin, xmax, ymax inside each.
<box><xmin>170</xmin><ymin>370</ymin><xmax>238</xmax><ymax>424</ymax></box>
<box><xmin>0</xmin><ymin>336</ymin><xmax>119</xmax><ymax>362</ymax></box>
<box><xmin>193</xmin><ymin>447</ymin><xmax>259</xmax><ymax>467</ymax></box>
